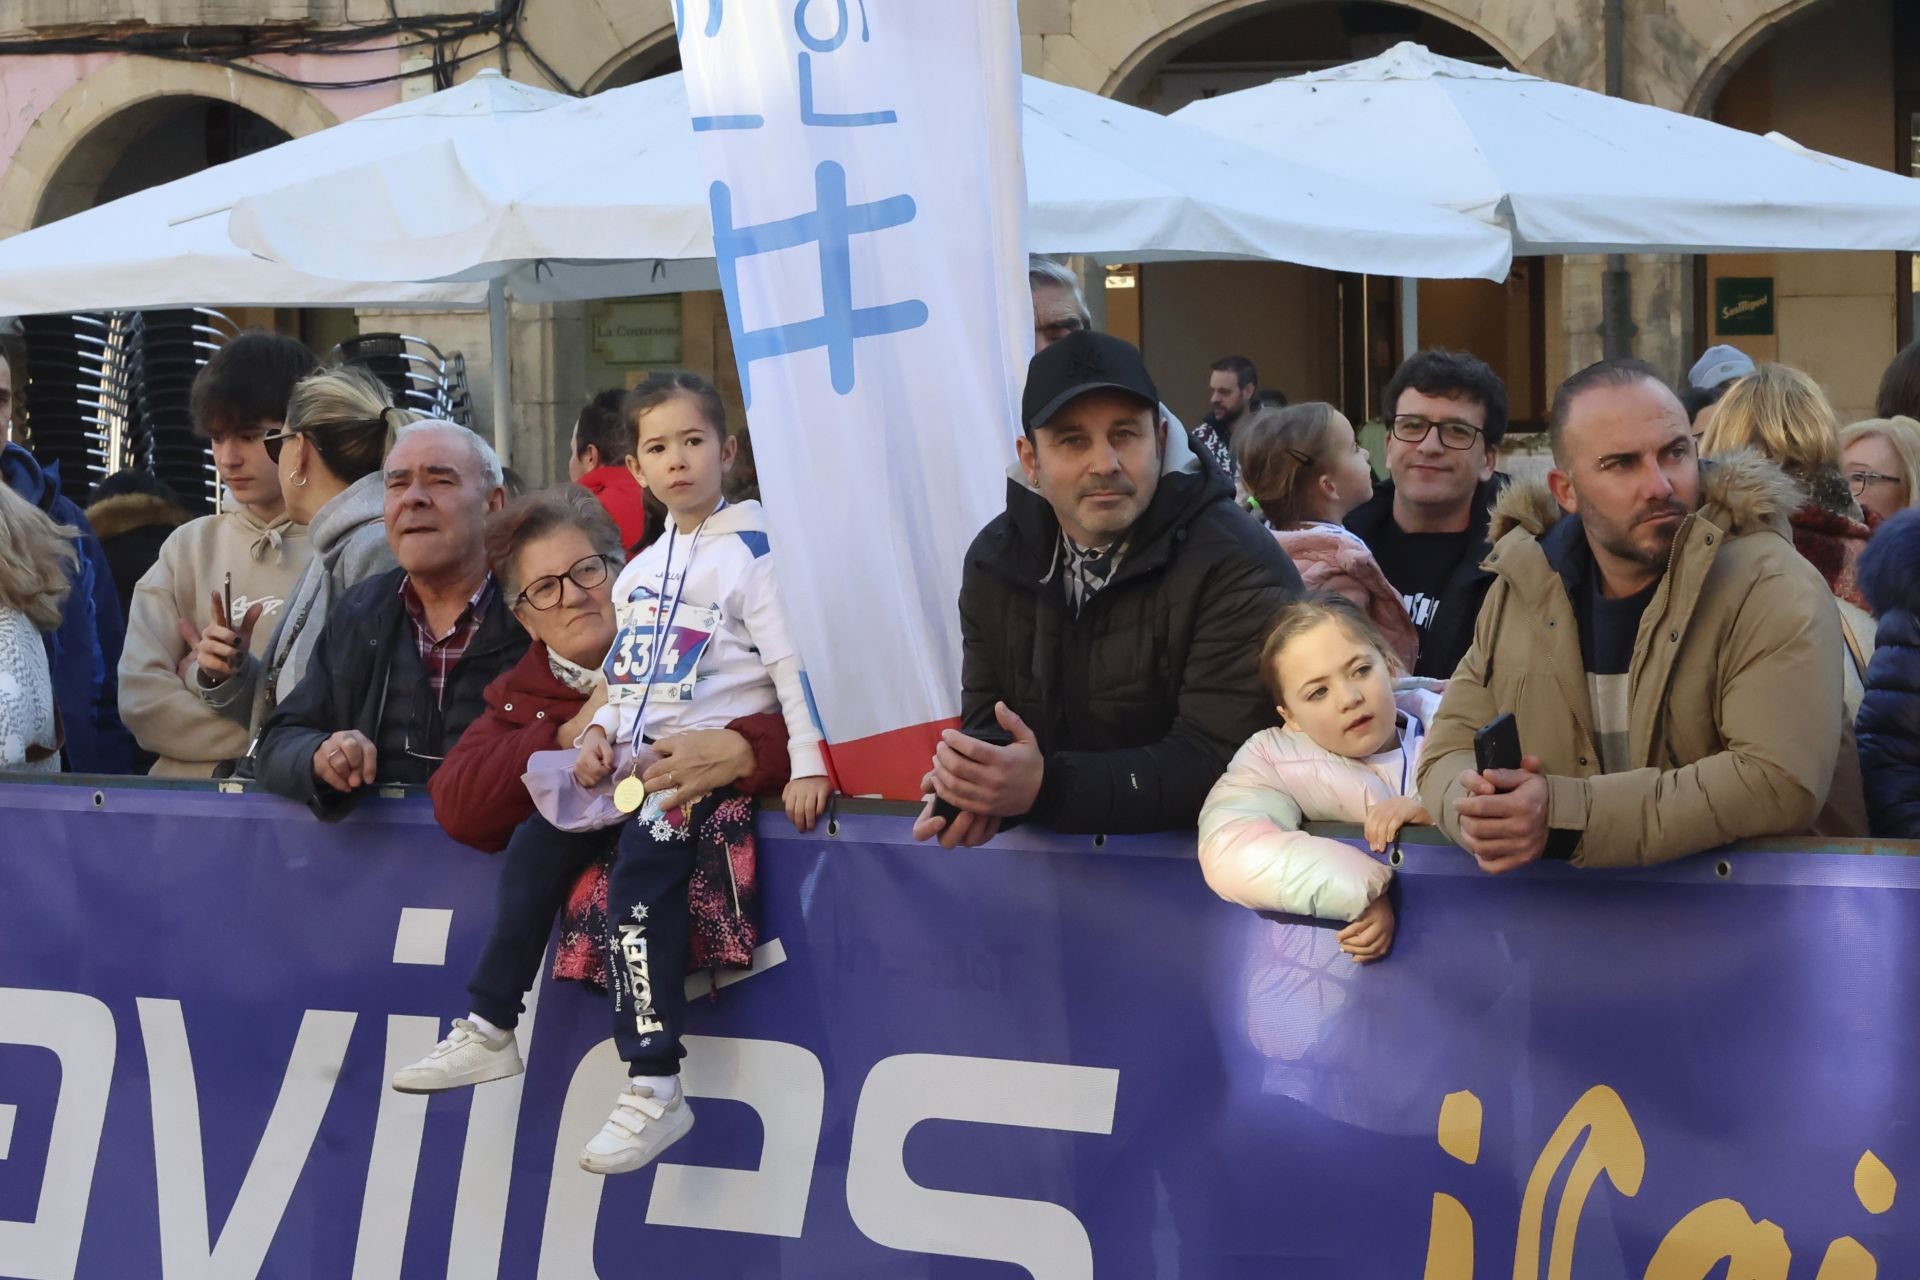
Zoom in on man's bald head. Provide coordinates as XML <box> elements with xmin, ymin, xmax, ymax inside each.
<box><xmin>1548</xmin><ymin>358</ymin><xmax>1682</xmax><ymax>466</ymax></box>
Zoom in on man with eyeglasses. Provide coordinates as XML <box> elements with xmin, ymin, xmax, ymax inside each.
<box><xmin>1029</xmin><ymin>256</ymin><xmax>1092</xmax><ymax>353</ymax></box>
<box><xmin>1344</xmin><ymin>349</ymin><xmax>1510</xmax><ymax>679</ymax></box>
<box><xmin>254</xmin><ymin>421</ymin><xmax>525</xmax><ymax>819</ymax></box>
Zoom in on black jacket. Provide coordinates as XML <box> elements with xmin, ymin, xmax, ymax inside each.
<box><xmin>959</xmin><ymin>438</ymin><xmax>1301</xmax><ymax>835</ymax></box>
<box><xmin>1343</xmin><ymin>473</ymin><xmax>1507</xmax><ymax>680</ymax></box>
<box><xmin>255</xmin><ymin>567</ymin><xmax>529</xmax><ymax>820</ymax></box>
<box><xmin>1858</xmin><ymin>511</ymin><xmax>1920</xmax><ymax>839</ymax></box>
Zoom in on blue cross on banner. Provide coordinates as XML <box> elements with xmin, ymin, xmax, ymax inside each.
<box><xmin>710</xmin><ymin>162</ymin><xmax>929</xmax><ymax>406</ymax></box>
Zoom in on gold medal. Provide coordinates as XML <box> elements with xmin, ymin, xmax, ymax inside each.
<box><xmin>613</xmin><ymin>774</ymin><xmax>647</xmax><ymax>814</ymax></box>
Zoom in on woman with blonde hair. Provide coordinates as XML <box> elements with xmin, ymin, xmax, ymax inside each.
<box><xmin>1701</xmin><ymin>363</ymin><xmax>1874</xmax><ymax>606</ymax></box>
<box><xmin>1840</xmin><ymin>415</ymin><xmax>1920</xmax><ymax>523</ymax></box>
<box><xmin>1701</xmin><ymin>361</ymin><xmax>1876</xmax><ymax>707</ymax></box>
<box><xmin>193</xmin><ymin>364</ymin><xmax>413</xmax><ymax>747</ymax></box>
<box><xmin>0</xmin><ymin>481</ymin><xmax>78</xmax><ymax>771</ymax></box>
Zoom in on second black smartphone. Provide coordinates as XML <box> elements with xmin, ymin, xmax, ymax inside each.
<box><xmin>1474</xmin><ymin>713</ymin><xmax>1522</xmax><ymax>774</ymax></box>
<box><xmin>930</xmin><ymin>726</ymin><xmax>1017</xmax><ymax>823</ymax></box>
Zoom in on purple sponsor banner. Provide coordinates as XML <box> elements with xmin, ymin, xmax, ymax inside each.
<box><xmin>0</xmin><ymin>780</ymin><xmax>1914</xmax><ymax>1279</ymax></box>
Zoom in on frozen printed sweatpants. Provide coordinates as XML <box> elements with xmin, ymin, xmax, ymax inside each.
<box><xmin>605</xmin><ymin>789</ymin><xmax>754</xmax><ymax>1077</ymax></box>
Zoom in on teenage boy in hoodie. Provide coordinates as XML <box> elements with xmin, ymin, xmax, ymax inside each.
<box><xmin>569</xmin><ymin>387</ymin><xmax>651</xmax><ymax>553</ymax></box>
<box><xmin>117</xmin><ymin>332</ymin><xmax>315</xmax><ymax>777</ymax></box>
<box><xmin>1</xmin><ymin>351</ymin><xmax>133</xmax><ymax>774</ymax></box>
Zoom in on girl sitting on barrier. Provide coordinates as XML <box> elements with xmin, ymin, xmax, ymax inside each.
<box><xmin>1197</xmin><ymin>592</ymin><xmax>1442</xmax><ymax>963</ymax></box>
<box><xmin>562</xmin><ymin>372</ymin><xmax>830</xmax><ymax>1175</ymax></box>
<box><xmin>1234</xmin><ymin>403</ymin><xmax>1419</xmax><ymax>671</ymax></box>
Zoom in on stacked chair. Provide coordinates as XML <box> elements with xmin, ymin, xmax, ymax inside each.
<box><xmin>19</xmin><ymin>319</ymin><xmax>476</xmax><ymax>515</ymax></box>
<box><xmin>134</xmin><ymin>310</ymin><xmax>238</xmax><ymax>513</ymax></box>
<box><xmin>20</xmin><ymin>308</ymin><xmax>236</xmax><ymax>514</ymax></box>
<box><xmin>331</xmin><ymin>332</ymin><xmax>476</xmax><ymax>429</ymax></box>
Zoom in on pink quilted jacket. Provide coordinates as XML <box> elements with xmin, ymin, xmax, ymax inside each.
<box><xmin>1197</xmin><ymin>682</ymin><xmax>1443</xmax><ymax>923</ymax></box>
<box><xmin>1271</xmin><ymin>523</ymin><xmax>1420</xmax><ymax>670</ymax></box>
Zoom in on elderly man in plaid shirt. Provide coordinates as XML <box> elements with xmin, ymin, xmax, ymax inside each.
<box><xmin>255</xmin><ymin>421</ymin><xmax>525</xmax><ymax>820</ymax></box>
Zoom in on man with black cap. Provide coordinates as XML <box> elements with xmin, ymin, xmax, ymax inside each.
<box><xmin>915</xmin><ymin>331</ymin><xmax>1301</xmax><ymax>846</ymax></box>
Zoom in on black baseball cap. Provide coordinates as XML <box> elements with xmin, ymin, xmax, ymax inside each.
<box><xmin>1022</xmin><ymin>330</ymin><xmax>1160</xmax><ymax>434</ymax></box>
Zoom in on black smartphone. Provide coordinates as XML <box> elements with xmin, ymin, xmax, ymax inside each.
<box><xmin>1474</xmin><ymin>713</ymin><xmax>1522</xmax><ymax>774</ymax></box>
<box><xmin>931</xmin><ymin>726</ymin><xmax>1016</xmax><ymax>823</ymax></box>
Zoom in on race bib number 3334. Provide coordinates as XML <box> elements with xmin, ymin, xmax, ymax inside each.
<box><xmin>605</xmin><ymin>599</ymin><xmax>720</xmax><ymax>703</ymax></box>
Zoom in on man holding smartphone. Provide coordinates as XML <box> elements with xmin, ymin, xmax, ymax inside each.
<box><xmin>914</xmin><ymin>332</ymin><xmax>1301</xmax><ymax>846</ymax></box>
<box><xmin>1418</xmin><ymin>358</ymin><xmax>1866</xmax><ymax>872</ymax></box>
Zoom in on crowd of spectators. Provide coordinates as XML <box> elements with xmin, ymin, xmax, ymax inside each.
<box><xmin>1</xmin><ymin>262</ymin><xmax>1918</xmax><ymax>1173</ymax></box>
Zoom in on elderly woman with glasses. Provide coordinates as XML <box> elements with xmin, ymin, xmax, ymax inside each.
<box><xmin>420</xmin><ymin>485</ymin><xmax>789</xmax><ymax>1054</ymax></box>
<box><xmin>193</xmin><ymin>364</ymin><xmax>405</xmax><ymax>747</ymax></box>
<box><xmin>1841</xmin><ymin>416</ymin><xmax>1920</xmax><ymax>524</ymax></box>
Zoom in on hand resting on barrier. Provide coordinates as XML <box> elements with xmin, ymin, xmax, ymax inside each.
<box><xmin>313</xmin><ymin>729</ymin><xmax>378</xmax><ymax>792</ymax></box>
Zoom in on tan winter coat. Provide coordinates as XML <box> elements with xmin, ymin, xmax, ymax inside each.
<box><xmin>118</xmin><ymin>506</ymin><xmax>309</xmax><ymax>777</ymax></box>
<box><xmin>1417</xmin><ymin>451</ymin><xmax>1867</xmax><ymax>867</ymax></box>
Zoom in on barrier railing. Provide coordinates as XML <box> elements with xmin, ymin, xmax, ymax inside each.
<box><xmin>1</xmin><ymin>777</ymin><xmax>1914</xmax><ymax>1278</ymax></box>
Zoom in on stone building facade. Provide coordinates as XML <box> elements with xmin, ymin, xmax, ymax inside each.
<box><xmin>0</xmin><ymin>0</ymin><xmax>1912</xmax><ymax>477</ymax></box>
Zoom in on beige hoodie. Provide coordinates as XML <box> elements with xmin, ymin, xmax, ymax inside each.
<box><xmin>118</xmin><ymin>504</ymin><xmax>310</xmax><ymax>777</ymax></box>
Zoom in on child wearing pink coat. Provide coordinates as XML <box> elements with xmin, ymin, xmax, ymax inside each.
<box><xmin>1198</xmin><ymin>593</ymin><xmax>1441</xmax><ymax>963</ymax></box>
<box><xmin>1235</xmin><ymin>403</ymin><xmax>1420</xmax><ymax>670</ymax></box>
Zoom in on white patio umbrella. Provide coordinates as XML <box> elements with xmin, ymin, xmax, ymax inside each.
<box><xmin>1171</xmin><ymin>42</ymin><xmax>1920</xmax><ymax>256</ymax></box>
<box><xmin>0</xmin><ymin>72</ymin><xmax>575</xmax><ymax>313</ymax></box>
<box><xmin>226</xmin><ymin>69</ymin><xmax>1516</xmax><ymax>298</ymax></box>
<box><xmin>0</xmin><ymin>71</ymin><xmax>574</xmax><ymax>454</ymax></box>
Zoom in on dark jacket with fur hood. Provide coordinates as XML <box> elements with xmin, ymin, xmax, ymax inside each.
<box><xmin>1857</xmin><ymin>510</ymin><xmax>1920</xmax><ymax>839</ymax></box>
<box><xmin>86</xmin><ymin>492</ymin><xmax>190</xmax><ymax>622</ymax></box>
<box><xmin>1417</xmin><ymin>450</ymin><xmax>1867</xmax><ymax>865</ymax></box>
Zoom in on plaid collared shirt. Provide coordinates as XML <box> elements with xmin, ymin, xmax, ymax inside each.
<box><xmin>400</xmin><ymin>573</ymin><xmax>495</xmax><ymax>707</ymax></box>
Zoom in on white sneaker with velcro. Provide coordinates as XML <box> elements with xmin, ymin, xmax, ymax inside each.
<box><xmin>390</xmin><ymin>1019</ymin><xmax>524</xmax><ymax>1093</ymax></box>
<box><xmin>578</xmin><ymin>1083</ymin><xmax>696</xmax><ymax>1175</ymax></box>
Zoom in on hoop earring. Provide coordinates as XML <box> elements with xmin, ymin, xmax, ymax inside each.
<box><xmin>291</xmin><ymin>471</ymin><xmax>309</xmax><ymax>487</ymax></box>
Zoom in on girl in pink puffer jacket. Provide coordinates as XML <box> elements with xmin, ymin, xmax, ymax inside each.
<box><xmin>1198</xmin><ymin>593</ymin><xmax>1443</xmax><ymax>963</ymax></box>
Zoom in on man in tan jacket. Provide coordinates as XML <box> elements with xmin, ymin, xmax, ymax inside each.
<box><xmin>1418</xmin><ymin>358</ymin><xmax>1866</xmax><ymax>870</ymax></box>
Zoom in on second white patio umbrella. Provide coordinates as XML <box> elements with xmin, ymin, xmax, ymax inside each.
<box><xmin>1171</xmin><ymin>42</ymin><xmax>1920</xmax><ymax>256</ymax></box>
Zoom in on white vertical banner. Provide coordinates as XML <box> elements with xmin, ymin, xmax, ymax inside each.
<box><xmin>675</xmin><ymin>0</ymin><xmax>1029</xmax><ymax>798</ymax></box>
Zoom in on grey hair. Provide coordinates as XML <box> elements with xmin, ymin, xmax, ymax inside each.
<box><xmin>394</xmin><ymin>419</ymin><xmax>505</xmax><ymax>490</ymax></box>
<box><xmin>1028</xmin><ymin>255</ymin><xmax>1091</xmax><ymax>327</ymax></box>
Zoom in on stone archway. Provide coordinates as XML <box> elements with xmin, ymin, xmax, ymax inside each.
<box><xmin>1680</xmin><ymin>0</ymin><xmax>1842</xmax><ymax>116</ymax></box>
<box><xmin>1022</xmin><ymin>0</ymin><xmax>1530</xmax><ymax>99</ymax></box>
<box><xmin>508</xmin><ymin>0</ymin><xmax>677</xmax><ymax>95</ymax></box>
<box><xmin>580</xmin><ymin>24</ymin><xmax>679</xmax><ymax>94</ymax></box>
<box><xmin>0</xmin><ymin>57</ymin><xmax>337</xmax><ymax>236</ymax></box>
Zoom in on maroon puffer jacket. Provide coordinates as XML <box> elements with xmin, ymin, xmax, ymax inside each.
<box><xmin>429</xmin><ymin>638</ymin><xmax>791</xmax><ymax>852</ymax></box>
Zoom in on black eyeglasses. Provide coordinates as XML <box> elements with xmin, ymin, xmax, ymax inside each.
<box><xmin>1389</xmin><ymin>415</ymin><xmax>1484</xmax><ymax>451</ymax></box>
<box><xmin>515</xmin><ymin>554</ymin><xmax>614</xmax><ymax>611</ymax></box>
<box><xmin>1848</xmin><ymin>470</ymin><xmax>1900</xmax><ymax>496</ymax></box>
<box><xmin>262</xmin><ymin>429</ymin><xmax>296</xmax><ymax>463</ymax></box>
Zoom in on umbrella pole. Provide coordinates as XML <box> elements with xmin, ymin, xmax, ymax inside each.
<box><xmin>1398</xmin><ymin>278</ymin><xmax>1419</xmax><ymax>364</ymax></box>
<box><xmin>488</xmin><ymin>277</ymin><xmax>512</xmax><ymax>465</ymax></box>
